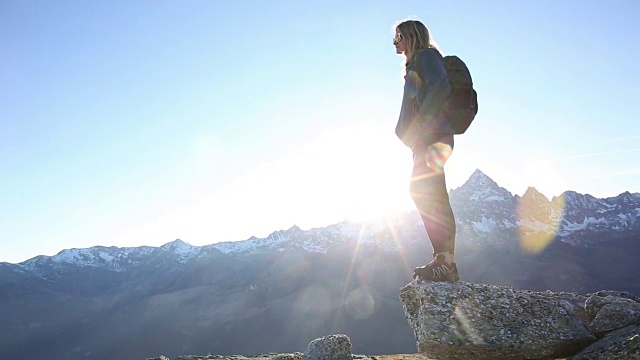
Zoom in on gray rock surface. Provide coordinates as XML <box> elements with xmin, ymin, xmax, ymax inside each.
<box><xmin>174</xmin><ymin>356</ymin><xmax>273</xmax><ymax>360</ymax></box>
<box><xmin>150</xmin><ymin>286</ymin><xmax>640</xmax><ymax>360</ymax></box>
<box><xmin>584</xmin><ymin>291</ymin><xmax>640</xmax><ymax>335</ymax></box>
<box><xmin>399</xmin><ymin>280</ymin><xmax>596</xmax><ymax>360</ymax></box>
<box><xmin>271</xmin><ymin>354</ymin><xmax>304</xmax><ymax>360</ymax></box>
<box><xmin>152</xmin><ymin>356</ymin><xmax>380</xmax><ymax>360</ymax></box>
<box><xmin>303</xmin><ymin>334</ymin><xmax>353</xmax><ymax>360</ymax></box>
<box><xmin>569</xmin><ymin>322</ymin><xmax>640</xmax><ymax>359</ymax></box>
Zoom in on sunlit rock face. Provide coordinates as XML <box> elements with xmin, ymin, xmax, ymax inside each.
<box><xmin>400</xmin><ymin>281</ymin><xmax>595</xmax><ymax>360</ymax></box>
<box><xmin>400</xmin><ymin>281</ymin><xmax>640</xmax><ymax>360</ymax></box>
<box><xmin>584</xmin><ymin>290</ymin><xmax>640</xmax><ymax>335</ymax></box>
<box><xmin>303</xmin><ymin>334</ymin><xmax>352</xmax><ymax>360</ymax></box>
<box><xmin>571</xmin><ymin>322</ymin><xmax>640</xmax><ymax>359</ymax></box>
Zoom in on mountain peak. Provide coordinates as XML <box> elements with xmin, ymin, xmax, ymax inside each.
<box><xmin>469</xmin><ymin>168</ymin><xmax>490</xmax><ymax>181</ymax></box>
<box><xmin>616</xmin><ymin>191</ymin><xmax>636</xmax><ymax>202</ymax></box>
<box><xmin>163</xmin><ymin>239</ymin><xmax>189</xmax><ymax>246</ymax></box>
<box><xmin>561</xmin><ymin>191</ymin><xmax>603</xmax><ymax>210</ymax></box>
<box><xmin>266</xmin><ymin>225</ymin><xmax>303</xmax><ymax>241</ymax></box>
<box><xmin>160</xmin><ymin>239</ymin><xmax>198</xmax><ymax>257</ymax></box>
<box><xmin>522</xmin><ymin>187</ymin><xmax>549</xmax><ymax>202</ymax></box>
<box><xmin>465</xmin><ymin>169</ymin><xmax>499</xmax><ymax>189</ymax></box>
<box><xmin>452</xmin><ymin>169</ymin><xmax>513</xmax><ymax>203</ymax></box>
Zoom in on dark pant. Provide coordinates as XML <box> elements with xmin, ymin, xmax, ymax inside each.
<box><xmin>410</xmin><ymin>135</ymin><xmax>456</xmax><ymax>256</ymax></box>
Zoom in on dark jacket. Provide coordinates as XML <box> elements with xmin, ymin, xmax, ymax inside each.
<box><xmin>395</xmin><ymin>48</ymin><xmax>453</xmax><ymax>148</ymax></box>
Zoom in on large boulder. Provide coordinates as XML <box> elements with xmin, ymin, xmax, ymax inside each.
<box><xmin>303</xmin><ymin>334</ymin><xmax>353</xmax><ymax>360</ymax></box>
<box><xmin>584</xmin><ymin>290</ymin><xmax>640</xmax><ymax>335</ymax></box>
<box><xmin>399</xmin><ymin>280</ymin><xmax>596</xmax><ymax>360</ymax></box>
<box><xmin>569</xmin><ymin>322</ymin><xmax>640</xmax><ymax>359</ymax></box>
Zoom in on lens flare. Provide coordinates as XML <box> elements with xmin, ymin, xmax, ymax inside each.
<box><xmin>516</xmin><ymin>192</ymin><xmax>566</xmax><ymax>254</ymax></box>
<box><xmin>425</xmin><ymin>142</ymin><xmax>453</xmax><ymax>170</ymax></box>
<box><xmin>405</xmin><ymin>71</ymin><xmax>420</xmax><ymax>98</ymax></box>
<box><xmin>345</xmin><ymin>287</ymin><xmax>375</xmax><ymax>319</ymax></box>
<box><xmin>454</xmin><ymin>305</ymin><xmax>485</xmax><ymax>344</ymax></box>
<box><xmin>293</xmin><ymin>285</ymin><xmax>331</xmax><ymax>316</ymax></box>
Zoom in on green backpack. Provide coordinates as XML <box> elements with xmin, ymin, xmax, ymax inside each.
<box><xmin>442</xmin><ymin>55</ymin><xmax>478</xmax><ymax>134</ymax></box>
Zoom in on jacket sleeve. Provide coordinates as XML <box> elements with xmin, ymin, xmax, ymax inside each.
<box><xmin>394</xmin><ymin>72</ymin><xmax>420</xmax><ymax>148</ymax></box>
<box><xmin>415</xmin><ymin>49</ymin><xmax>450</xmax><ymax>128</ymax></box>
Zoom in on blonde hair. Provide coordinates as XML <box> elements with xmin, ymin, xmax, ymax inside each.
<box><xmin>394</xmin><ymin>19</ymin><xmax>441</xmax><ymax>67</ymax></box>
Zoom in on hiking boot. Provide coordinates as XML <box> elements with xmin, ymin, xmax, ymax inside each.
<box><xmin>449</xmin><ymin>262</ymin><xmax>460</xmax><ymax>282</ymax></box>
<box><xmin>413</xmin><ymin>254</ymin><xmax>458</xmax><ymax>282</ymax></box>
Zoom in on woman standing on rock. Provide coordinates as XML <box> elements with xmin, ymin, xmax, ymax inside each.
<box><xmin>393</xmin><ymin>19</ymin><xmax>459</xmax><ymax>282</ymax></box>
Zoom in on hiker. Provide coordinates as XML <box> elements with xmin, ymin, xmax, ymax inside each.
<box><xmin>393</xmin><ymin>19</ymin><xmax>459</xmax><ymax>282</ymax></box>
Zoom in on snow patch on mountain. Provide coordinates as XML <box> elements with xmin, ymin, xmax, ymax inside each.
<box><xmin>301</xmin><ymin>239</ymin><xmax>329</xmax><ymax>253</ymax></box>
<box><xmin>473</xmin><ymin>217</ymin><xmax>498</xmax><ymax>232</ymax></box>
<box><xmin>19</xmin><ymin>245</ymin><xmax>158</xmax><ymax>272</ymax></box>
<box><xmin>212</xmin><ymin>226</ymin><xmax>302</xmax><ymax>254</ymax></box>
<box><xmin>160</xmin><ymin>239</ymin><xmax>201</xmax><ymax>261</ymax></box>
<box><xmin>561</xmin><ymin>217</ymin><xmax>621</xmax><ymax>236</ymax></box>
<box><xmin>470</xmin><ymin>188</ymin><xmax>507</xmax><ymax>202</ymax></box>
<box><xmin>211</xmin><ymin>239</ymin><xmax>259</xmax><ymax>255</ymax></box>
<box><xmin>518</xmin><ymin>219</ymin><xmax>559</xmax><ymax>233</ymax></box>
<box><xmin>10</xmin><ymin>169</ymin><xmax>639</xmax><ymax>272</ymax></box>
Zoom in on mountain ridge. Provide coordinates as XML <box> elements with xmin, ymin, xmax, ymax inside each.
<box><xmin>1</xmin><ymin>168</ymin><xmax>639</xmax><ymax>359</ymax></box>
<box><xmin>6</xmin><ymin>169</ymin><xmax>639</xmax><ymax>271</ymax></box>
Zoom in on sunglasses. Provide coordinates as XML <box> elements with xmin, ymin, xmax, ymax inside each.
<box><xmin>393</xmin><ymin>32</ymin><xmax>403</xmax><ymax>45</ymax></box>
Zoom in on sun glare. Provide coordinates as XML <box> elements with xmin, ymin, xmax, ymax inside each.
<box><xmin>242</xmin><ymin>122</ymin><xmax>415</xmax><ymax>227</ymax></box>
<box><xmin>517</xmin><ymin>192</ymin><xmax>565</xmax><ymax>254</ymax></box>
<box><xmin>110</xmin><ymin>122</ymin><xmax>416</xmax><ymax>248</ymax></box>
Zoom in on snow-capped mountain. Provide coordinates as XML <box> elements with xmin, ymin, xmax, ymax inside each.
<box><xmin>449</xmin><ymin>170</ymin><xmax>518</xmax><ymax>246</ymax></box>
<box><xmin>558</xmin><ymin>190</ymin><xmax>640</xmax><ymax>242</ymax></box>
<box><xmin>451</xmin><ymin>169</ymin><xmax>639</xmax><ymax>247</ymax></box>
<box><xmin>1</xmin><ymin>169</ymin><xmax>638</xmax><ymax>360</ymax></box>
<box><xmin>20</xmin><ymin>245</ymin><xmax>157</xmax><ymax>272</ymax></box>
<box><xmin>8</xmin><ymin>169</ymin><xmax>639</xmax><ymax>273</ymax></box>
<box><xmin>13</xmin><ymin>214</ymin><xmax>422</xmax><ymax>273</ymax></box>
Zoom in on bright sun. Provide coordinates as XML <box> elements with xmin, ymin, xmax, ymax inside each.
<box><xmin>196</xmin><ymin>122</ymin><xmax>416</xmax><ymax>237</ymax></box>
<box><xmin>113</xmin><ymin>122</ymin><xmax>416</xmax><ymax>248</ymax></box>
<box><xmin>251</xmin><ymin>122</ymin><xmax>415</xmax><ymax>225</ymax></box>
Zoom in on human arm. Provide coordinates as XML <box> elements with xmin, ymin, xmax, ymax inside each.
<box><xmin>414</xmin><ymin>49</ymin><xmax>451</xmax><ymax>129</ymax></box>
<box><xmin>394</xmin><ymin>72</ymin><xmax>421</xmax><ymax>148</ymax></box>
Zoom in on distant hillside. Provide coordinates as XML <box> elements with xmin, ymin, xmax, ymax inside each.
<box><xmin>1</xmin><ymin>169</ymin><xmax>638</xmax><ymax>360</ymax></box>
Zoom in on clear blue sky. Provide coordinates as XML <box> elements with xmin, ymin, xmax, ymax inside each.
<box><xmin>2</xmin><ymin>0</ymin><xmax>639</xmax><ymax>263</ymax></box>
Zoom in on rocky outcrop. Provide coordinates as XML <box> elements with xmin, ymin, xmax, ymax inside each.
<box><xmin>399</xmin><ymin>281</ymin><xmax>640</xmax><ymax>359</ymax></box>
<box><xmin>584</xmin><ymin>290</ymin><xmax>640</xmax><ymax>335</ymax></box>
<box><xmin>151</xmin><ymin>335</ymin><xmax>369</xmax><ymax>360</ymax></box>
<box><xmin>303</xmin><ymin>334</ymin><xmax>352</xmax><ymax>360</ymax></box>
<box><xmin>570</xmin><ymin>322</ymin><xmax>640</xmax><ymax>359</ymax></box>
<box><xmin>147</xmin><ymin>285</ymin><xmax>640</xmax><ymax>360</ymax></box>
